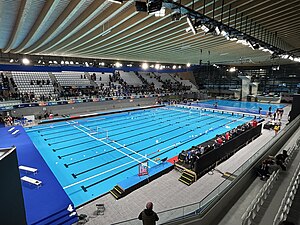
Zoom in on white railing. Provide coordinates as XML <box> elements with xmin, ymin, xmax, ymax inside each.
<box><xmin>273</xmin><ymin>147</ymin><xmax>300</xmax><ymax>225</ymax></box>
<box><xmin>241</xmin><ymin>170</ymin><xmax>280</xmax><ymax>225</ymax></box>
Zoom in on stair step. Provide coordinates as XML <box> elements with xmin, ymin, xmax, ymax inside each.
<box><xmin>109</xmin><ymin>190</ymin><xmax>120</xmax><ymax>199</ymax></box>
<box><xmin>178</xmin><ymin>178</ymin><xmax>192</xmax><ymax>186</ymax></box>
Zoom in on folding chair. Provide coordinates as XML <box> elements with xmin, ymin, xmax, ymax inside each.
<box><xmin>96</xmin><ymin>204</ymin><xmax>105</xmax><ymax>215</ymax></box>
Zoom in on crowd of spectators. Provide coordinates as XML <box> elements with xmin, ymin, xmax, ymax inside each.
<box><xmin>178</xmin><ymin>119</ymin><xmax>259</xmax><ymax>169</ymax></box>
<box><xmin>30</xmin><ymin>79</ymin><xmax>51</xmax><ymax>86</ymax></box>
<box><xmin>0</xmin><ymin>71</ymin><xmax>195</xmax><ymax>103</ymax></box>
<box><xmin>257</xmin><ymin>150</ymin><xmax>289</xmax><ymax>181</ymax></box>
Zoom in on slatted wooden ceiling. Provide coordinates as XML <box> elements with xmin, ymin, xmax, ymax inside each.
<box><xmin>0</xmin><ymin>0</ymin><xmax>299</xmax><ymax>66</ymax></box>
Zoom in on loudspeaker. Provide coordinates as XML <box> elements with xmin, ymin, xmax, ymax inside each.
<box><xmin>135</xmin><ymin>1</ymin><xmax>147</xmax><ymax>12</ymax></box>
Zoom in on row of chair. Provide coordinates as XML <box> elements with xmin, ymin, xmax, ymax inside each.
<box><xmin>273</xmin><ymin>145</ymin><xmax>300</xmax><ymax>225</ymax></box>
<box><xmin>241</xmin><ymin>169</ymin><xmax>280</xmax><ymax>225</ymax></box>
<box><xmin>242</xmin><ymin>141</ymin><xmax>299</xmax><ymax>225</ymax></box>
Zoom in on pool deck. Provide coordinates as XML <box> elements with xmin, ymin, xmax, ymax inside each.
<box><xmin>75</xmin><ymin>105</ymin><xmax>291</xmax><ymax>225</ymax></box>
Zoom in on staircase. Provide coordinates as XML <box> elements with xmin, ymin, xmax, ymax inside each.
<box><xmin>110</xmin><ymin>185</ymin><xmax>125</xmax><ymax>199</ymax></box>
<box><xmin>48</xmin><ymin>72</ymin><xmax>63</xmax><ymax>94</ymax></box>
<box><xmin>179</xmin><ymin>170</ymin><xmax>197</xmax><ymax>186</ymax></box>
<box><xmin>85</xmin><ymin>72</ymin><xmax>98</xmax><ymax>88</ymax></box>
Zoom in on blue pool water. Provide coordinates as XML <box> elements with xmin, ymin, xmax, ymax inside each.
<box><xmin>194</xmin><ymin>100</ymin><xmax>286</xmax><ymax>114</ymax></box>
<box><xmin>26</xmin><ymin>106</ymin><xmax>253</xmax><ymax>206</ymax></box>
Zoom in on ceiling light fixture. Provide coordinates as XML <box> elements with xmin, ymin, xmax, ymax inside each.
<box><xmin>115</xmin><ymin>62</ymin><xmax>122</xmax><ymax>68</ymax></box>
<box><xmin>22</xmin><ymin>58</ymin><xmax>30</xmax><ymax>65</ymax></box>
<box><xmin>148</xmin><ymin>0</ymin><xmax>163</xmax><ymax>13</ymax></box>
<box><xmin>107</xmin><ymin>0</ymin><xmax>123</xmax><ymax>4</ymax></box>
<box><xmin>186</xmin><ymin>16</ymin><xmax>197</xmax><ymax>35</ymax></box>
<box><xmin>142</xmin><ymin>63</ymin><xmax>149</xmax><ymax>70</ymax></box>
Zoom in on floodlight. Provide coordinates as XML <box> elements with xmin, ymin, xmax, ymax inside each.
<box><xmin>215</xmin><ymin>26</ymin><xmax>220</xmax><ymax>35</ymax></box>
<box><xmin>155</xmin><ymin>64</ymin><xmax>160</xmax><ymax>69</ymax></box>
<box><xmin>293</xmin><ymin>57</ymin><xmax>300</xmax><ymax>62</ymax></box>
<box><xmin>108</xmin><ymin>0</ymin><xmax>123</xmax><ymax>4</ymax></box>
<box><xmin>280</xmin><ymin>54</ymin><xmax>289</xmax><ymax>59</ymax></box>
<box><xmin>171</xmin><ymin>12</ymin><xmax>181</xmax><ymax>21</ymax></box>
<box><xmin>229</xmin><ymin>67</ymin><xmax>236</xmax><ymax>72</ymax></box>
<box><xmin>201</xmin><ymin>25</ymin><xmax>210</xmax><ymax>33</ymax></box>
<box><xmin>148</xmin><ymin>0</ymin><xmax>162</xmax><ymax>13</ymax></box>
<box><xmin>248</xmin><ymin>41</ymin><xmax>260</xmax><ymax>50</ymax></box>
<box><xmin>142</xmin><ymin>63</ymin><xmax>149</xmax><ymax>70</ymax></box>
<box><xmin>172</xmin><ymin>65</ymin><xmax>177</xmax><ymax>69</ymax></box>
<box><xmin>135</xmin><ymin>1</ymin><xmax>147</xmax><ymax>12</ymax></box>
<box><xmin>186</xmin><ymin>16</ymin><xmax>197</xmax><ymax>35</ymax></box>
<box><xmin>186</xmin><ymin>63</ymin><xmax>191</xmax><ymax>67</ymax></box>
<box><xmin>115</xmin><ymin>62</ymin><xmax>122</xmax><ymax>68</ymax></box>
<box><xmin>22</xmin><ymin>58</ymin><xmax>30</xmax><ymax>65</ymax></box>
<box><xmin>154</xmin><ymin>7</ymin><xmax>165</xmax><ymax>17</ymax></box>
<box><xmin>221</xmin><ymin>30</ymin><xmax>228</xmax><ymax>36</ymax></box>
<box><xmin>9</xmin><ymin>59</ymin><xmax>14</xmax><ymax>63</ymax></box>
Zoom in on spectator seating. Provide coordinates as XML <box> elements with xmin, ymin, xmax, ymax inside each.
<box><xmin>242</xmin><ymin>142</ymin><xmax>299</xmax><ymax>225</ymax></box>
<box><xmin>241</xmin><ymin>170</ymin><xmax>280</xmax><ymax>225</ymax></box>
<box><xmin>89</xmin><ymin>72</ymin><xmax>112</xmax><ymax>86</ymax></box>
<box><xmin>53</xmin><ymin>71</ymin><xmax>91</xmax><ymax>87</ymax></box>
<box><xmin>12</xmin><ymin>71</ymin><xmax>55</xmax><ymax>97</ymax></box>
<box><xmin>273</xmin><ymin>144</ymin><xmax>300</xmax><ymax>225</ymax></box>
<box><xmin>155</xmin><ymin>72</ymin><xmax>176</xmax><ymax>82</ymax></box>
<box><xmin>172</xmin><ymin>74</ymin><xmax>199</xmax><ymax>92</ymax></box>
<box><xmin>139</xmin><ymin>72</ymin><xmax>163</xmax><ymax>89</ymax></box>
<box><xmin>118</xmin><ymin>71</ymin><xmax>143</xmax><ymax>86</ymax></box>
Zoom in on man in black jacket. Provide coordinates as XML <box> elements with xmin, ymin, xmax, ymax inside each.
<box><xmin>138</xmin><ymin>202</ymin><xmax>159</xmax><ymax>225</ymax></box>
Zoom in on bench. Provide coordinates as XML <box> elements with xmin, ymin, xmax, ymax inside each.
<box><xmin>8</xmin><ymin>127</ymin><xmax>15</xmax><ymax>132</ymax></box>
<box><xmin>12</xmin><ymin>130</ymin><xmax>20</xmax><ymax>135</ymax></box>
<box><xmin>19</xmin><ymin>165</ymin><xmax>38</xmax><ymax>174</ymax></box>
<box><xmin>21</xmin><ymin>176</ymin><xmax>42</xmax><ymax>187</ymax></box>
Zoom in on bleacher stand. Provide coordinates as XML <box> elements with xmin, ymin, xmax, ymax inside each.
<box><xmin>172</xmin><ymin>73</ymin><xmax>199</xmax><ymax>92</ymax></box>
<box><xmin>155</xmin><ymin>72</ymin><xmax>175</xmax><ymax>83</ymax></box>
<box><xmin>89</xmin><ymin>72</ymin><xmax>112</xmax><ymax>86</ymax></box>
<box><xmin>118</xmin><ymin>71</ymin><xmax>143</xmax><ymax>86</ymax></box>
<box><xmin>11</xmin><ymin>71</ymin><xmax>55</xmax><ymax>98</ymax></box>
<box><xmin>139</xmin><ymin>72</ymin><xmax>163</xmax><ymax>89</ymax></box>
<box><xmin>53</xmin><ymin>71</ymin><xmax>91</xmax><ymax>87</ymax></box>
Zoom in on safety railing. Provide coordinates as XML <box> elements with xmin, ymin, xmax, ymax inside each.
<box><xmin>111</xmin><ymin>115</ymin><xmax>300</xmax><ymax>225</ymax></box>
<box><xmin>241</xmin><ymin>170</ymin><xmax>280</xmax><ymax>225</ymax></box>
<box><xmin>273</xmin><ymin>157</ymin><xmax>300</xmax><ymax>225</ymax></box>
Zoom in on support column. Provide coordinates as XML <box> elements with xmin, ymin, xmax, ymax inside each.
<box><xmin>250</xmin><ymin>82</ymin><xmax>259</xmax><ymax>96</ymax></box>
<box><xmin>238</xmin><ymin>76</ymin><xmax>251</xmax><ymax>101</ymax></box>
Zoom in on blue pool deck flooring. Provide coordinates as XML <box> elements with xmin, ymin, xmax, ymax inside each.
<box><xmin>0</xmin><ymin>126</ymin><xmax>77</xmax><ymax>225</ymax></box>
